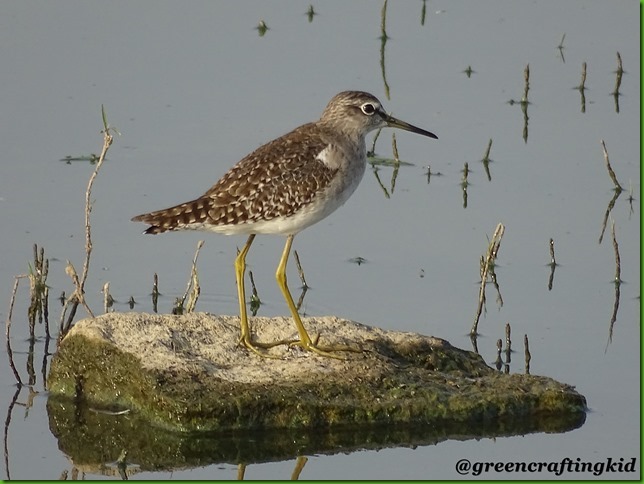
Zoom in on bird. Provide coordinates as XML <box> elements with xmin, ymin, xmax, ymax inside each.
<box><xmin>132</xmin><ymin>91</ymin><xmax>437</xmax><ymax>358</ymax></box>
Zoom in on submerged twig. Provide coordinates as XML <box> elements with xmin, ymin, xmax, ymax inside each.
<box><xmin>598</xmin><ymin>140</ymin><xmax>624</xmax><ymax>244</ymax></box>
<box><xmin>612</xmin><ymin>52</ymin><xmax>624</xmax><ymax>112</ymax></box>
<box><xmin>305</xmin><ymin>5</ymin><xmax>316</xmax><ymax>23</ymax></box>
<box><xmin>521</xmin><ymin>64</ymin><xmax>530</xmax><ymax>104</ymax></box>
<box><xmin>255</xmin><ymin>20</ymin><xmax>269</xmax><ymax>37</ymax></box>
<box><xmin>611</xmin><ymin>220</ymin><xmax>622</xmax><ymax>285</ymax></box>
<box><xmin>612</xmin><ymin>52</ymin><xmax>623</xmax><ymax>94</ymax></box>
<box><xmin>547</xmin><ymin>238</ymin><xmax>557</xmax><ymax>291</ymax></box>
<box><xmin>249</xmin><ymin>270</ymin><xmax>261</xmax><ymax>316</ymax></box>
<box><xmin>505</xmin><ymin>322</ymin><xmax>512</xmax><ymax>358</ymax></box>
<box><xmin>577</xmin><ymin>61</ymin><xmax>587</xmax><ymax>92</ymax></box>
<box><xmin>6</xmin><ymin>277</ymin><xmax>26</xmax><ymax>385</ymax></box>
<box><xmin>27</xmin><ymin>244</ymin><xmax>49</xmax><ymax>341</ymax></box>
<box><xmin>472</xmin><ymin>223</ymin><xmax>505</xmax><ymax>336</ymax></box>
<box><xmin>605</xmin><ymin>220</ymin><xmax>622</xmax><ymax>351</ymax></box>
<box><xmin>390</xmin><ymin>133</ymin><xmax>400</xmax><ymax>194</ymax></box>
<box><xmin>368</xmin><ymin>128</ymin><xmax>382</xmax><ymax>158</ymax></box>
<box><xmin>461</xmin><ymin>162</ymin><xmax>469</xmax><ymax>209</ymax></box>
<box><xmin>293</xmin><ymin>250</ymin><xmax>308</xmax><ymax>289</ymax></box>
<box><xmin>601</xmin><ymin>139</ymin><xmax>623</xmax><ymax>191</ymax></box>
<box><xmin>293</xmin><ymin>250</ymin><xmax>310</xmax><ymax>311</ymax></box>
<box><xmin>576</xmin><ymin>62</ymin><xmax>587</xmax><ymax>113</ymax></box>
<box><xmin>494</xmin><ymin>338</ymin><xmax>503</xmax><ymax>371</ymax></box>
<box><xmin>557</xmin><ymin>33</ymin><xmax>566</xmax><ymax>62</ymax></box>
<box><xmin>481</xmin><ymin>138</ymin><xmax>493</xmax><ymax>181</ymax></box>
<box><xmin>521</xmin><ymin>64</ymin><xmax>530</xmax><ymax>142</ymax></box>
<box><xmin>371</xmin><ymin>165</ymin><xmax>391</xmax><ymax>199</ymax></box>
<box><xmin>4</xmin><ymin>386</ymin><xmax>23</xmax><ymax>480</ymax></box>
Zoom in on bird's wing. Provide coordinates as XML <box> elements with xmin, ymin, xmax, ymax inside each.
<box><xmin>131</xmin><ymin>124</ymin><xmax>338</xmax><ymax>232</ymax></box>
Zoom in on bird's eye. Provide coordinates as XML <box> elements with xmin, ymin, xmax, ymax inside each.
<box><xmin>360</xmin><ymin>103</ymin><xmax>377</xmax><ymax>115</ymax></box>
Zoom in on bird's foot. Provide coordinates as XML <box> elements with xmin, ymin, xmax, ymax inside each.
<box><xmin>288</xmin><ymin>333</ymin><xmax>363</xmax><ymax>359</ymax></box>
<box><xmin>238</xmin><ymin>334</ymin><xmax>298</xmax><ymax>358</ymax></box>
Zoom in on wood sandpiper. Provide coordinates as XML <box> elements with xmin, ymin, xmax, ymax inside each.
<box><xmin>132</xmin><ymin>91</ymin><xmax>437</xmax><ymax>358</ymax></box>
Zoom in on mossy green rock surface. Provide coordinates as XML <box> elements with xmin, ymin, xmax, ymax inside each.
<box><xmin>48</xmin><ymin>313</ymin><xmax>586</xmax><ymax>434</ymax></box>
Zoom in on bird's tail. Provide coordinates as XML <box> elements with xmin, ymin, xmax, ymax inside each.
<box><xmin>131</xmin><ymin>199</ymin><xmax>207</xmax><ymax>234</ymax></box>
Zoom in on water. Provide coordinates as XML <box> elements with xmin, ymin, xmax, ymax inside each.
<box><xmin>0</xmin><ymin>0</ymin><xmax>639</xmax><ymax>479</ymax></box>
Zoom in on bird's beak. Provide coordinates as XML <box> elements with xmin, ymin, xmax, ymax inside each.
<box><xmin>382</xmin><ymin>112</ymin><xmax>438</xmax><ymax>139</ymax></box>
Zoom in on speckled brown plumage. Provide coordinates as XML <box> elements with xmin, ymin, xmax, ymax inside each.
<box><xmin>132</xmin><ymin>122</ymin><xmax>340</xmax><ymax>234</ymax></box>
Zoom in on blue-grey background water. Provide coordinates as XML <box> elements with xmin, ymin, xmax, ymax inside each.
<box><xmin>0</xmin><ymin>0</ymin><xmax>639</xmax><ymax>479</ymax></box>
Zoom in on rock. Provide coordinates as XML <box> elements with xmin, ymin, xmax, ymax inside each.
<box><xmin>48</xmin><ymin>312</ymin><xmax>586</xmax><ymax>435</ymax></box>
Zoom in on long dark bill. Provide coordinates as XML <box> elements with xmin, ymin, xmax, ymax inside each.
<box><xmin>384</xmin><ymin>113</ymin><xmax>438</xmax><ymax>139</ymax></box>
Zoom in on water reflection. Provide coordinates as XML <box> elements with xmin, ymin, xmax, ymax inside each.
<box><xmin>45</xmin><ymin>394</ymin><xmax>585</xmax><ymax>479</ymax></box>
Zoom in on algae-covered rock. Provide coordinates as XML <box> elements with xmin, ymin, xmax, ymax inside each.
<box><xmin>48</xmin><ymin>312</ymin><xmax>586</xmax><ymax>435</ymax></box>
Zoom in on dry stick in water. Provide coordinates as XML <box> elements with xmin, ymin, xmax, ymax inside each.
<box><xmin>179</xmin><ymin>240</ymin><xmax>204</xmax><ymax>314</ymax></box>
<box><xmin>547</xmin><ymin>238</ymin><xmax>557</xmax><ymax>291</ymax></box>
<box><xmin>521</xmin><ymin>64</ymin><xmax>530</xmax><ymax>142</ymax></box>
<box><xmin>598</xmin><ymin>140</ymin><xmax>624</xmax><ymax>244</ymax></box>
<box><xmin>482</xmin><ymin>138</ymin><xmax>493</xmax><ymax>181</ymax></box>
<box><xmin>379</xmin><ymin>0</ymin><xmax>390</xmax><ymax>100</ymax></box>
<box><xmin>612</xmin><ymin>52</ymin><xmax>624</xmax><ymax>96</ymax></box>
<box><xmin>505</xmin><ymin>322</ymin><xmax>512</xmax><ymax>357</ymax></box>
<box><xmin>248</xmin><ymin>270</ymin><xmax>261</xmax><ymax>316</ymax></box>
<box><xmin>306</xmin><ymin>5</ymin><xmax>316</xmax><ymax>23</ymax></box>
<box><xmin>606</xmin><ymin>220</ymin><xmax>622</xmax><ymax>351</ymax></box>
<box><xmin>461</xmin><ymin>162</ymin><xmax>469</xmax><ymax>209</ymax></box>
<box><xmin>293</xmin><ymin>250</ymin><xmax>308</xmax><ymax>289</ymax></box>
<box><xmin>577</xmin><ymin>61</ymin><xmax>587</xmax><ymax>91</ymax></box>
<box><xmin>27</xmin><ymin>244</ymin><xmax>49</xmax><ymax>334</ymax></box>
<box><xmin>390</xmin><ymin>133</ymin><xmax>400</xmax><ymax>194</ymax></box>
<box><xmin>576</xmin><ymin>62</ymin><xmax>588</xmax><ymax>113</ymax></box>
<box><xmin>293</xmin><ymin>250</ymin><xmax>309</xmax><ymax>312</ymax></box>
<box><xmin>5</xmin><ymin>276</ymin><xmax>26</xmax><ymax>385</ymax></box>
<box><xmin>521</xmin><ymin>64</ymin><xmax>530</xmax><ymax>104</ymax></box>
<box><xmin>494</xmin><ymin>338</ymin><xmax>503</xmax><ymax>371</ymax></box>
<box><xmin>612</xmin><ymin>52</ymin><xmax>624</xmax><ymax>112</ymax></box>
<box><xmin>557</xmin><ymin>33</ymin><xmax>566</xmax><ymax>62</ymax></box>
<box><xmin>601</xmin><ymin>139</ymin><xmax>623</xmax><ymax>191</ymax></box>
<box><xmin>611</xmin><ymin>220</ymin><xmax>622</xmax><ymax>284</ymax></box>
<box><xmin>472</xmin><ymin>223</ymin><xmax>505</xmax><ymax>336</ymax></box>
<box><xmin>59</xmin><ymin>106</ymin><xmax>116</xmax><ymax>338</ymax></box>
<box><xmin>368</xmin><ymin>127</ymin><xmax>382</xmax><ymax>157</ymax></box>
<box><xmin>102</xmin><ymin>282</ymin><xmax>114</xmax><ymax>313</ymax></box>
<box><xmin>524</xmin><ymin>334</ymin><xmax>531</xmax><ymax>375</ymax></box>
<box><xmin>152</xmin><ymin>272</ymin><xmax>160</xmax><ymax>313</ymax></box>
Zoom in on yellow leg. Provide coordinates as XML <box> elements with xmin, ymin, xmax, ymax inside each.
<box><xmin>291</xmin><ymin>456</ymin><xmax>308</xmax><ymax>480</ymax></box>
<box><xmin>236</xmin><ymin>463</ymin><xmax>246</xmax><ymax>480</ymax></box>
<box><xmin>235</xmin><ymin>234</ymin><xmax>294</xmax><ymax>357</ymax></box>
<box><xmin>235</xmin><ymin>234</ymin><xmax>255</xmax><ymax>349</ymax></box>
<box><xmin>276</xmin><ymin>235</ymin><xmax>360</xmax><ymax>359</ymax></box>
